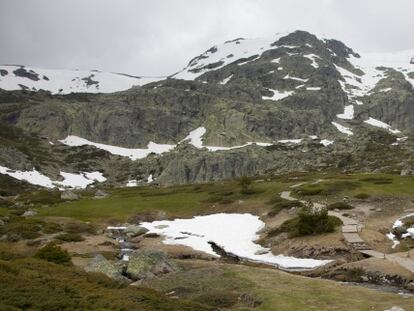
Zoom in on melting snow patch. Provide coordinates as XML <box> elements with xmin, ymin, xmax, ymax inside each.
<box><xmin>262</xmin><ymin>89</ymin><xmax>294</xmax><ymax>101</ymax></box>
<box><xmin>147</xmin><ymin>174</ymin><xmax>154</xmax><ymax>183</ymax></box>
<box><xmin>337</xmin><ymin>105</ymin><xmax>354</xmax><ymax>120</ymax></box>
<box><xmin>126</xmin><ymin>180</ymin><xmax>138</xmax><ymax>187</ymax></box>
<box><xmin>0</xmin><ymin>165</ymin><xmax>105</xmax><ymax>189</ymax></box>
<box><xmin>306</xmin><ymin>87</ymin><xmax>321</xmax><ymax>91</ymax></box>
<box><xmin>59</xmin><ymin>135</ymin><xmax>175</xmax><ymax>161</ymax></box>
<box><xmin>364</xmin><ymin>117</ymin><xmax>401</xmax><ymax>134</ymax></box>
<box><xmin>378</xmin><ymin>87</ymin><xmax>392</xmax><ymax>93</ymax></box>
<box><xmin>219</xmin><ymin>74</ymin><xmax>233</xmax><ymax>85</ymax></box>
<box><xmin>284</xmin><ymin>74</ymin><xmax>309</xmax><ymax>82</ymax></box>
<box><xmin>278</xmin><ymin>139</ymin><xmax>302</xmax><ymax>144</ymax></box>
<box><xmin>332</xmin><ymin>122</ymin><xmax>353</xmax><ymax>136</ymax></box>
<box><xmin>303</xmin><ymin>54</ymin><xmax>320</xmax><ymax>68</ymax></box>
<box><xmin>320</xmin><ymin>139</ymin><xmax>334</xmax><ymax>146</ymax></box>
<box><xmin>140</xmin><ymin>213</ymin><xmax>331</xmax><ymax>269</ymax></box>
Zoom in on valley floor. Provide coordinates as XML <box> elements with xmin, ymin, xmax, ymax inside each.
<box><xmin>1</xmin><ymin>172</ymin><xmax>414</xmax><ymax>310</ymax></box>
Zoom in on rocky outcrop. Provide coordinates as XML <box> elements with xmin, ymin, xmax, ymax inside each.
<box><xmin>85</xmin><ymin>254</ymin><xmax>127</xmax><ymax>282</ymax></box>
<box><xmin>125</xmin><ymin>250</ymin><xmax>178</xmax><ymax>281</ymax></box>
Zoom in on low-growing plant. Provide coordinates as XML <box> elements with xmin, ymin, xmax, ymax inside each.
<box><xmin>327</xmin><ymin>202</ymin><xmax>354</xmax><ymax>210</ymax></box>
<box><xmin>354</xmin><ymin>193</ymin><xmax>371</xmax><ymax>199</ymax></box>
<box><xmin>64</xmin><ymin>222</ymin><xmax>96</xmax><ymax>234</ymax></box>
<box><xmin>34</xmin><ymin>243</ymin><xmax>72</xmax><ymax>264</ymax></box>
<box><xmin>269</xmin><ymin>205</ymin><xmax>342</xmax><ymax>237</ymax></box>
<box><xmin>55</xmin><ymin>233</ymin><xmax>85</xmax><ymax>242</ymax></box>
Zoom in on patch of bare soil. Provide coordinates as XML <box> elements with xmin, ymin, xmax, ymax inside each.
<box><xmin>60</xmin><ymin>234</ymin><xmax>116</xmax><ymax>255</ymax></box>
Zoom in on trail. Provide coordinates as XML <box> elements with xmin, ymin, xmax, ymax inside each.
<box><xmin>280</xmin><ymin>187</ymin><xmax>414</xmax><ymax>274</ymax></box>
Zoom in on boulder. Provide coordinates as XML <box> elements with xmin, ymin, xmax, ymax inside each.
<box><xmin>61</xmin><ymin>190</ymin><xmax>79</xmax><ymax>201</ymax></box>
<box><xmin>85</xmin><ymin>254</ymin><xmax>127</xmax><ymax>281</ymax></box>
<box><xmin>22</xmin><ymin>209</ymin><xmax>37</xmax><ymax>217</ymax></box>
<box><xmin>126</xmin><ymin>250</ymin><xmax>177</xmax><ymax>281</ymax></box>
<box><xmin>94</xmin><ymin>189</ymin><xmax>109</xmax><ymax>199</ymax></box>
<box><xmin>125</xmin><ymin>225</ymin><xmax>149</xmax><ymax>237</ymax></box>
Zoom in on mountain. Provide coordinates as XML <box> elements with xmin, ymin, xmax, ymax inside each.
<box><xmin>0</xmin><ymin>30</ymin><xmax>414</xmax><ymax>191</ymax></box>
<box><xmin>0</xmin><ymin>65</ymin><xmax>163</xmax><ymax>94</ymax></box>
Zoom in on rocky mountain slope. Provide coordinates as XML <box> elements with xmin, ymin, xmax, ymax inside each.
<box><xmin>1</xmin><ymin>30</ymin><xmax>414</xmax><ymax>190</ymax></box>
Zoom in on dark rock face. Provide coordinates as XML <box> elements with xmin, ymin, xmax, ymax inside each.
<box><xmin>13</xmin><ymin>67</ymin><xmax>40</xmax><ymax>81</ymax></box>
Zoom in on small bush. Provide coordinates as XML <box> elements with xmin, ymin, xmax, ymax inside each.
<box><xmin>239</xmin><ymin>176</ymin><xmax>253</xmax><ymax>194</ymax></box>
<box><xmin>360</xmin><ymin>176</ymin><xmax>393</xmax><ymax>184</ymax></box>
<box><xmin>296</xmin><ymin>187</ymin><xmax>323</xmax><ymax>196</ymax></box>
<box><xmin>34</xmin><ymin>243</ymin><xmax>71</xmax><ymax>264</ymax></box>
<box><xmin>354</xmin><ymin>193</ymin><xmax>370</xmax><ymax>199</ymax></box>
<box><xmin>327</xmin><ymin>202</ymin><xmax>354</xmax><ymax>210</ymax></box>
<box><xmin>64</xmin><ymin>222</ymin><xmax>96</xmax><ymax>234</ymax></box>
<box><xmin>42</xmin><ymin>222</ymin><xmax>63</xmax><ymax>234</ymax></box>
<box><xmin>55</xmin><ymin>233</ymin><xmax>85</xmax><ymax>242</ymax></box>
<box><xmin>296</xmin><ymin>207</ymin><xmax>342</xmax><ymax>236</ymax></box>
<box><xmin>269</xmin><ymin>205</ymin><xmax>342</xmax><ymax>237</ymax></box>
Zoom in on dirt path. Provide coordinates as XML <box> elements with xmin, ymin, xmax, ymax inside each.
<box><xmin>280</xmin><ymin>189</ymin><xmax>414</xmax><ymax>274</ymax></box>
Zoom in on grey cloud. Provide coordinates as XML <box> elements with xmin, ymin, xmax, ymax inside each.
<box><xmin>1</xmin><ymin>0</ymin><xmax>413</xmax><ymax>76</ymax></box>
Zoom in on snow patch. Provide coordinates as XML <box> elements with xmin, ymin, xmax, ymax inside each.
<box><xmin>303</xmin><ymin>54</ymin><xmax>320</xmax><ymax>68</ymax></box>
<box><xmin>364</xmin><ymin>117</ymin><xmax>401</xmax><ymax>134</ymax></box>
<box><xmin>0</xmin><ymin>165</ymin><xmax>105</xmax><ymax>189</ymax></box>
<box><xmin>219</xmin><ymin>74</ymin><xmax>233</xmax><ymax>85</ymax></box>
<box><xmin>262</xmin><ymin>89</ymin><xmax>294</xmax><ymax>101</ymax></box>
<box><xmin>332</xmin><ymin>122</ymin><xmax>353</xmax><ymax>136</ymax></box>
<box><xmin>140</xmin><ymin>213</ymin><xmax>331</xmax><ymax>269</ymax></box>
<box><xmin>337</xmin><ymin>105</ymin><xmax>354</xmax><ymax>120</ymax></box>
<box><xmin>59</xmin><ymin>135</ymin><xmax>175</xmax><ymax>161</ymax></box>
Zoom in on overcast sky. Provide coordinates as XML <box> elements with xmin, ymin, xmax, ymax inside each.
<box><xmin>1</xmin><ymin>0</ymin><xmax>413</xmax><ymax>76</ymax></box>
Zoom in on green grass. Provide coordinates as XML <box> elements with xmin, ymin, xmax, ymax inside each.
<box><xmin>149</xmin><ymin>260</ymin><xmax>414</xmax><ymax>311</ymax></box>
<box><xmin>0</xmin><ymin>257</ymin><xmax>211</xmax><ymax>311</ymax></box>
<box><xmin>37</xmin><ymin>181</ymin><xmax>286</xmax><ymax>221</ymax></box>
<box><xmin>33</xmin><ymin>173</ymin><xmax>414</xmax><ymax>222</ymax></box>
<box><xmin>294</xmin><ymin>173</ymin><xmax>414</xmax><ymax>199</ymax></box>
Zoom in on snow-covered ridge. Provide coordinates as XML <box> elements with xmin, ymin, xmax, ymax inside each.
<box><xmin>0</xmin><ymin>65</ymin><xmax>163</xmax><ymax>94</ymax></box>
<box><xmin>0</xmin><ymin>165</ymin><xmax>105</xmax><ymax>189</ymax></box>
<box><xmin>140</xmin><ymin>213</ymin><xmax>331</xmax><ymax>269</ymax></box>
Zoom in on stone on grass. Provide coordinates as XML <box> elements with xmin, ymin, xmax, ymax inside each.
<box><xmin>94</xmin><ymin>189</ymin><xmax>109</xmax><ymax>199</ymax></box>
<box><xmin>125</xmin><ymin>225</ymin><xmax>149</xmax><ymax>237</ymax></box>
<box><xmin>126</xmin><ymin>249</ymin><xmax>177</xmax><ymax>281</ymax></box>
<box><xmin>85</xmin><ymin>254</ymin><xmax>127</xmax><ymax>281</ymax></box>
<box><xmin>60</xmin><ymin>190</ymin><xmax>79</xmax><ymax>201</ymax></box>
<box><xmin>23</xmin><ymin>210</ymin><xmax>37</xmax><ymax>217</ymax></box>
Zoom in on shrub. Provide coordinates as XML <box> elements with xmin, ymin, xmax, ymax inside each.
<box><xmin>64</xmin><ymin>222</ymin><xmax>96</xmax><ymax>234</ymax></box>
<box><xmin>239</xmin><ymin>176</ymin><xmax>253</xmax><ymax>194</ymax></box>
<box><xmin>55</xmin><ymin>233</ymin><xmax>85</xmax><ymax>242</ymax></box>
<box><xmin>360</xmin><ymin>176</ymin><xmax>393</xmax><ymax>184</ymax></box>
<box><xmin>34</xmin><ymin>243</ymin><xmax>72</xmax><ymax>265</ymax></box>
<box><xmin>296</xmin><ymin>187</ymin><xmax>323</xmax><ymax>196</ymax></box>
<box><xmin>296</xmin><ymin>206</ymin><xmax>342</xmax><ymax>236</ymax></box>
<box><xmin>327</xmin><ymin>202</ymin><xmax>354</xmax><ymax>210</ymax></box>
<box><xmin>354</xmin><ymin>193</ymin><xmax>370</xmax><ymax>199</ymax></box>
<box><xmin>269</xmin><ymin>205</ymin><xmax>342</xmax><ymax>237</ymax></box>
<box><xmin>42</xmin><ymin>222</ymin><xmax>63</xmax><ymax>234</ymax></box>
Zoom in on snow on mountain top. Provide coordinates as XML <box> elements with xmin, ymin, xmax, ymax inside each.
<box><xmin>172</xmin><ymin>32</ymin><xmax>325</xmax><ymax>80</ymax></box>
<box><xmin>0</xmin><ymin>65</ymin><xmax>163</xmax><ymax>94</ymax></box>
